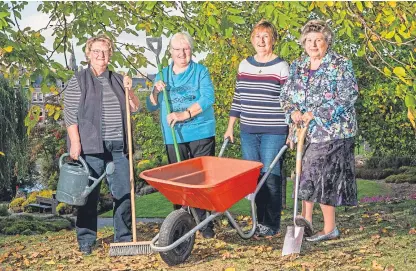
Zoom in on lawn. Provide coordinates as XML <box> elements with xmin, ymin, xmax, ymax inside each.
<box><xmin>101</xmin><ymin>179</ymin><xmax>390</xmax><ymax>218</ymax></box>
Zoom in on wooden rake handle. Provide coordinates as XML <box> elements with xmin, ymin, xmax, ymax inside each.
<box><xmin>124</xmin><ymin>81</ymin><xmax>137</xmax><ymax>242</ymax></box>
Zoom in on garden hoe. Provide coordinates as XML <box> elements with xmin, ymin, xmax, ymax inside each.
<box><xmin>146</xmin><ymin>37</ymin><xmax>181</xmax><ymax>162</ymax></box>
<box><xmin>109</xmin><ymin>79</ymin><xmax>152</xmax><ymax>256</ymax></box>
<box><xmin>282</xmin><ymin>123</ymin><xmax>308</xmax><ymax>256</ymax></box>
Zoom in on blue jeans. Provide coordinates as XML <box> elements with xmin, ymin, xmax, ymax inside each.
<box><xmin>76</xmin><ymin>140</ymin><xmax>132</xmax><ymax>246</ymax></box>
<box><xmin>240</xmin><ymin>132</ymin><xmax>286</xmax><ymax>232</ymax></box>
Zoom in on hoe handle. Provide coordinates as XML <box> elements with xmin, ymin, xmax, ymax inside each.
<box><xmin>293</xmin><ymin>124</ymin><xmax>308</xmax><ymax>224</ymax></box>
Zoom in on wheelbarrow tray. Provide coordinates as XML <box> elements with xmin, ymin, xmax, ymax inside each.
<box><xmin>140</xmin><ymin>156</ymin><xmax>263</xmax><ymax>212</ymax></box>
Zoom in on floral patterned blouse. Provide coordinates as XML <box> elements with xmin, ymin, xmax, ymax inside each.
<box><xmin>280</xmin><ymin>50</ymin><xmax>358</xmax><ymax>143</ymax></box>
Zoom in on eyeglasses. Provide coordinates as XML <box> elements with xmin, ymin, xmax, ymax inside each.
<box><xmin>171</xmin><ymin>47</ymin><xmax>191</xmax><ymax>53</ymax></box>
<box><xmin>91</xmin><ymin>49</ymin><xmax>110</xmax><ymax>56</ymax></box>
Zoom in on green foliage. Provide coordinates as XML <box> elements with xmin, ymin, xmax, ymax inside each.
<box><xmin>383</xmin><ymin>166</ymin><xmax>416</xmax><ymax>184</ymax></box>
<box><xmin>356</xmin><ymin>168</ymin><xmax>400</xmax><ymax>180</ymax></box>
<box><xmin>0</xmin><ymin>215</ymin><xmax>72</xmax><ymax>235</ymax></box>
<box><xmin>133</xmin><ymin>92</ymin><xmax>167</xmax><ymax>181</ymax></box>
<box><xmin>0</xmin><ymin>77</ymin><xmax>34</xmax><ymax>200</ymax></box>
<box><xmin>385</xmin><ymin>173</ymin><xmax>416</xmax><ymax>184</ymax></box>
<box><xmin>0</xmin><ymin>204</ymin><xmax>9</xmax><ymax>216</ymax></box>
<box><xmin>9</xmin><ymin>197</ymin><xmax>25</xmax><ymax>213</ymax></box>
<box><xmin>1</xmin><ymin>1</ymin><xmax>416</xmax><ymax>184</ymax></box>
<box><xmin>365</xmin><ymin>156</ymin><xmax>415</xmax><ymax>169</ymax></box>
<box><xmin>56</xmin><ymin>202</ymin><xmax>72</xmax><ymax>215</ymax></box>
<box><xmin>98</xmin><ymin>193</ymin><xmax>113</xmax><ymax>214</ymax></box>
<box><xmin>22</xmin><ymin>190</ymin><xmax>54</xmax><ymax>213</ymax></box>
<box><xmin>356</xmin><ymin>82</ymin><xmax>416</xmax><ymax>156</ymax></box>
<box><xmin>30</xmin><ymin>122</ymin><xmax>66</xmax><ymax>190</ymax></box>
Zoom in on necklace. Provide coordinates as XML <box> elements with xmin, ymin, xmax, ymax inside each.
<box><xmin>258</xmin><ymin>62</ymin><xmax>267</xmax><ymax>74</ymax></box>
<box><xmin>255</xmin><ymin>55</ymin><xmax>274</xmax><ymax>74</ymax></box>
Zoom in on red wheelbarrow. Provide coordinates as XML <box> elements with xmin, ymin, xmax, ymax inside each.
<box><xmin>139</xmin><ymin>139</ymin><xmax>288</xmax><ymax>266</ymax></box>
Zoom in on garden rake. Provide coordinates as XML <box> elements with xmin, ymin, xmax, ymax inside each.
<box><xmin>282</xmin><ymin>123</ymin><xmax>308</xmax><ymax>256</ymax></box>
<box><xmin>109</xmin><ymin>78</ymin><xmax>152</xmax><ymax>256</ymax></box>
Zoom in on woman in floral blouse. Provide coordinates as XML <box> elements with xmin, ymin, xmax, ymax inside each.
<box><xmin>281</xmin><ymin>20</ymin><xmax>358</xmax><ymax>242</ymax></box>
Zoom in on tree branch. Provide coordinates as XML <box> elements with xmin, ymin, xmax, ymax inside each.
<box><xmin>346</xmin><ymin>2</ymin><xmax>416</xmax><ymax>46</ymax></box>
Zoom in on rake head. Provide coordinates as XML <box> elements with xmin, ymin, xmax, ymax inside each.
<box><xmin>109</xmin><ymin>241</ymin><xmax>153</xmax><ymax>256</ymax></box>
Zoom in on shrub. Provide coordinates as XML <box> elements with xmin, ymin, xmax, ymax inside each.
<box><xmin>21</xmin><ymin>191</ymin><xmax>39</xmax><ymax>210</ymax></box>
<box><xmin>56</xmin><ymin>202</ymin><xmax>73</xmax><ymax>215</ymax></box>
<box><xmin>365</xmin><ymin>156</ymin><xmax>414</xmax><ymax>169</ymax></box>
<box><xmin>0</xmin><ymin>216</ymin><xmax>72</xmax><ymax>235</ymax></box>
<box><xmin>98</xmin><ymin>193</ymin><xmax>113</xmax><ymax>214</ymax></box>
<box><xmin>22</xmin><ymin>190</ymin><xmax>54</xmax><ymax>212</ymax></box>
<box><xmin>9</xmin><ymin>197</ymin><xmax>25</xmax><ymax>213</ymax></box>
<box><xmin>365</xmin><ymin>156</ymin><xmax>382</xmax><ymax>169</ymax></box>
<box><xmin>385</xmin><ymin>174</ymin><xmax>416</xmax><ymax>184</ymax></box>
<box><xmin>399</xmin><ymin>166</ymin><xmax>416</xmax><ymax>175</ymax></box>
<box><xmin>0</xmin><ymin>204</ymin><xmax>9</xmax><ymax>216</ymax></box>
<box><xmin>355</xmin><ymin>168</ymin><xmax>399</xmax><ymax>180</ymax></box>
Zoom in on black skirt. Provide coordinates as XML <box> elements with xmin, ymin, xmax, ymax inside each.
<box><xmin>298</xmin><ymin>137</ymin><xmax>357</xmax><ymax>207</ymax></box>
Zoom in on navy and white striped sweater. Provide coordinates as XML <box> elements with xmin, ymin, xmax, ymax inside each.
<box><xmin>229</xmin><ymin>56</ymin><xmax>289</xmax><ymax>134</ymax></box>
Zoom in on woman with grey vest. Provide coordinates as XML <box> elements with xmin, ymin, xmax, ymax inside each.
<box><xmin>63</xmin><ymin>34</ymin><xmax>140</xmax><ymax>255</ymax></box>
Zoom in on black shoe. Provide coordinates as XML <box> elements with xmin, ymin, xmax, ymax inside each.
<box><xmin>201</xmin><ymin>227</ymin><xmax>215</xmax><ymax>239</ymax></box>
<box><xmin>294</xmin><ymin>215</ymin><xmax>314</xmax><ymax>237</ymax></box>
<box><xmin>79</xmin><ymin>244</ymin><xmax>92</xmax><ymax>255</ymax></box>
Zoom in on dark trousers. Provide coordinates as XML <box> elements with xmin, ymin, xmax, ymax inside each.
<box><xmin>255</xmin><ymin>173</ymin><xmax>282</xmax><ymax>231</ymax></box>
<box><xmin>76</xmin><ymin>140</ymin><xmax>132</xmax><ymax>246</ymax></box>
<box><xmin>165</xmin><ymin>136</ymin><xmax>215</xmax><ymax>231</ymax></box>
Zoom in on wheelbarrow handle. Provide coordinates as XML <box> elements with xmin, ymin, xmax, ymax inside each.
<box><xmin>218</xmin><ymin>137</ymin><xmax>230</xmax><ymax>158</ymax></box>
<box><xmin>253</xmin><ymin>144</ymin><xmax>288</xmax><ymax>196</ymax></box>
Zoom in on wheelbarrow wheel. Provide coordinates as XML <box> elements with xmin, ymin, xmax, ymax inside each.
<box><xmin>159</xmin><ymin>209</ymin><xmax>196</xmax><ymax>266</ymax></box>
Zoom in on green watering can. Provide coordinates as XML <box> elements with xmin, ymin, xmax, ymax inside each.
<box><xmin>56</xmin><ymin>153</ymin><xmax>115</xmax><ymax>206</ymax></box>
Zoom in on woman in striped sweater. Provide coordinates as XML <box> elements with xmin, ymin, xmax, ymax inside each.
<box><xmin>224</xmin><ymin>20</ymin><xmax>289</xmax><ymax>237</ymax></box>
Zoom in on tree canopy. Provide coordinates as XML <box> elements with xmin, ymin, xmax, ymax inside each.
<box><xmin>0</xmin><ymin>1</ymin><xmax>415</xmax><ymax>147</ymax></box>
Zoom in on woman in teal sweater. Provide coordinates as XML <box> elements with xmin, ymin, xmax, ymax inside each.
<box><xmin>146</xmin><ymin>32</ymin><xmax>216</xmax><ymax>238</ymax></box>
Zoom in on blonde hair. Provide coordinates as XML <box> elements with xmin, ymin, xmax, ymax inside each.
<box><xmin>299</xmin><ymin>20</ymin><xmax>334</xmax><ymax>47</ymax></box>
<box><xmin>250</xmin><ymin>20</ymin><xmax>278</xmax><ymax>45</ymax></box>
<box><xmin>85</xmin><ymin>34</ymin><xmax>114</xmax><ymax>61</ymax></box>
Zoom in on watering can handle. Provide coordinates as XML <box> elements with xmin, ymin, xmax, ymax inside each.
<box><xmin>59</xmin><ymin>153</ymin><xmax>90</xmax><ymax>175</ymax></box>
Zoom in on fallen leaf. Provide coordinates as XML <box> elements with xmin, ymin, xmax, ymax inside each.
<box><xmin>45</xmin><ymin>260</ymin><xmax>56</xmax><ymax>265</ymax></box>
<box><xmin>408</xmin><ymin>228</ymin><xmax>416</xmax><ymax>235</ymax></box>
<box><xmin>3</xmin><ymin>46</ymin><xmax>13</xmax><ymax>53</ymax></box>
<box><xmin>371</xmin><ymin>260</ymin><xmax>383</xmax><ymax>271</ymax></box>
<box><xmin>224</xmin><ymin>268</ymin><xmax>236</xmax><ymax>271</ymax></box>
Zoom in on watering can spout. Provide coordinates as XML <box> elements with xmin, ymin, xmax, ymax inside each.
<box><xmin>82</xmin><ymin>161</ymin><xmax>116</xmax><ymax>198</ymax></box>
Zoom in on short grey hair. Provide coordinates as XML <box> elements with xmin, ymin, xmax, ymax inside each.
<box><xmin>299</xmin><ymin>20</ymin><xmax>334</xmax><ymax>47</ymax></box>
<box><xmin>169</xmin><ymin>32</ymin><xmax>194</xmax><ymax>51</ymax></box>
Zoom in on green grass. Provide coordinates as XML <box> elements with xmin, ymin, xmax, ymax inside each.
<box><xmin>100</xmin><ymin>179</ymin><xmax>390</xmax><ymax>218</ymax></box>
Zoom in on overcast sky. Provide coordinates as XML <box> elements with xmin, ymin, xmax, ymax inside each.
<box><xmin>17</xmin><ymin>1</ymin><xmax>206</xmax><ymax>75</ymax></box>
